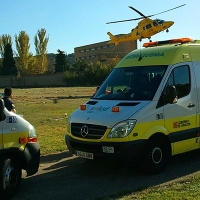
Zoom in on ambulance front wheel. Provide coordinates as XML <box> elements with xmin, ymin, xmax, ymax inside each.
<box><xmin>0</xmin><ymin>157</ymin><xmax>22</xmax><ymax>200</ymax></box>
<box><xmin>139</xmin><ymin>136</ymin><xmax>170</xmax><ymax>174</ymax></box>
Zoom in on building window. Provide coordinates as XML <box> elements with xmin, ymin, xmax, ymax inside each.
<box><xmin>109</xmin><ymin>44</ymin><xmax>115</xmax><ymax>48</ymax></box>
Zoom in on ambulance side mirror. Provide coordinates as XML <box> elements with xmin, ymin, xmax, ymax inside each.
<box><xmin>91</xmin><ymin>86</ymin><xmax>100</xmax><ymax>98</ymax></box>
<box><xmin>0</xmin><ymin>99</ymin><xmax>6</xmax><ymax>122</ymax></box>
<box><xmin>166</xmin><ymin>86</ymin><xmax>178</xmax><ymax>104</ymax></box>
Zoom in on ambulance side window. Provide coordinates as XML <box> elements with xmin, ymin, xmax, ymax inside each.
<box><xmin>170</xmin><ymin>65</ymin><xmax>190</xmax><ymax>98</ymax></box>
<box><xmin>158</xmin><ymin>65</ymin><xmax>190</xmax><ymax>107</ymax></box>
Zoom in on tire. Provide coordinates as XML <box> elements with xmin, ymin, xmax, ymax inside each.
<box><xmin>139</xmin><ymin>136</ymin><xmax>170</xmax><ymax>174</ymax></box>
<box><xmin>0</xmin><ymin>157</ymin><xmax>22</xmax><ymax>200</ymax></box>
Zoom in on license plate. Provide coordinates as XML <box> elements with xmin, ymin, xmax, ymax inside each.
<box><xmin>102</xmin><ymin>146</ymin><xmax>114</xmax><ymax>153</ymax></box>
<box><xmin>75</xmin><ymin>150</ymin><xmax>94</xmax><ymax>159</ymax></box>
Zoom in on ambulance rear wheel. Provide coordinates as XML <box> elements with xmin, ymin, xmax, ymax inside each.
<box><xmin>0</xmin><ymin>157</ymin><xmax>22</xmax><ymax>200</ymax></box>
<box><xmin>139</xmin><ymin>136</ymin><xmax>170</xmax><ymax>174</ymax></box>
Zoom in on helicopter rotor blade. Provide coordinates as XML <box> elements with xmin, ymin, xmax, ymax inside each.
<box><xmin>106</xmin><ymin>17</ymin><xmax>144</xmax><ymax>24</ymax></box>
<box><xmin>106</xmin><ymin>4</ymin><xmax>186</xmax><ymax>24</ymax></box>
<box><xmin>147</xmin><ymin>4</ymin><xmax>186</xmax><ymax>18</ymax></box>
<box><xmin>128</xmin><ymin>6</ymin><xmax>146</xmax><ymax>18</ymax></box>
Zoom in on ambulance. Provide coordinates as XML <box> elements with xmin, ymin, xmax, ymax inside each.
<box><xmin>65</xmin><ymin>37</ymin><xmax>200</xmax><ymax>173</ymax></box>
<box><xmin>0</xmin><ymin>98</ymin><xmax>40</xmax><ymax>199</ymax></box>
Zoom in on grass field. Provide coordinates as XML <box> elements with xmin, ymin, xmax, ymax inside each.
<box><xmin>11</xmin><ymin>87</ymin><xmax>96</xmax><ymax>155</ymax></box>
<box><xmin>6</xmin><ymin>87</ymin><xmax>200</xmax><ymax>199</ymax></box>
<box><xmin>96</xmin><ymin>172</ymin><xmax>200</xmax><ymax>199</ymax></box>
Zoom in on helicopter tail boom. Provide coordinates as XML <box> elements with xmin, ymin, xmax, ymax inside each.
<box><xmin>107</xmin><ymin>32</ymin><xmax>119</xmax><ymax>46</ymax></box>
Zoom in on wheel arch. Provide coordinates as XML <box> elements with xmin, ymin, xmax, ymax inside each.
<box><xmin>0</xmin><ymin>148</ymin><xmax>27</xmax><ymax>170</ymax></box>
<box><xmin>146</xmin><ymin>132</ymin><xmax>172</xmax><ymax>157</ymax></box>
<box><xmin>138</xmin><ymin>132</ymin><xmax>172</xmax><ymax>174</ymax></box>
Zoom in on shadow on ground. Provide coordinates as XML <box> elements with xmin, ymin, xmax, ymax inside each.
<box><xmin>14</xmin><ymin>149</ymin><xmax>200</xmax><ymax>200</ymax></box>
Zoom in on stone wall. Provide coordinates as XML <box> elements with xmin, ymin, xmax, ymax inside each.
<box><xmin>0</xmin><ymin>73</ymin><xmax>66</xmax><ymax>88</ymax></box>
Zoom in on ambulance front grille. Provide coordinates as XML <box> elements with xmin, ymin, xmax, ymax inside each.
<box><xmin>71</xmin><ymin>123</ymin><xmax>107</xmax><ymax>139</ymax></box>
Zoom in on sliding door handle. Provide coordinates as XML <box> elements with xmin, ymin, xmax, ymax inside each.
<box><xmin>188</xmin><ymin>103</ymin><xmax>195</xmax><ymax>108</ymax></box>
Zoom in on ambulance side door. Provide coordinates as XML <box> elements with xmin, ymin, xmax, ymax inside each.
<box><xmin>162</xmin><ymin>64</ymin><xmax>198</xmax><ymax>154</ymax></box>
<box><xmin>0</xmin><ymin>100</ymin><xmax>5</xmax><ymax>149</ymax></box>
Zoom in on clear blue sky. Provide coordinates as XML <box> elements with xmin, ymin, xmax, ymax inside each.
<box><xmin>1</xmin><ymin>0</ymin><xmax>199</xmax><ymax>55</ymax></box>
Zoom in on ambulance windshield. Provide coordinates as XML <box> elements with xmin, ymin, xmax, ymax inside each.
<box><xmin>93</xmin><ymin>66</ymin><xmax>167</xmax><ymax>100</ymax></box>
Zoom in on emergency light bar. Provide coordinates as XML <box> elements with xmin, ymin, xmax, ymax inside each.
<box><xmin>143</xmin><ymin>38</ymin><xmax>194</xmax><ymax>48</ymax></box>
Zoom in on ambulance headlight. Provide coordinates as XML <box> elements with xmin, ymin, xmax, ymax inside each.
<box><xmin>107</xmin><ymin>119</ymin><xmax>137</xmax><ymax>138</ymax></box>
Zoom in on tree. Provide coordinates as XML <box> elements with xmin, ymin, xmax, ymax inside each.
<box><xmin>71</xmin><ymin>60</ymin><xmax>87</xmax><ymax>71</ymax></box>
<box><xmin>1</xmin><ymin>43</ymin><xmax>18</xmax><ymax>75</ymax></box>
<box><xmin>63</xmin><ymin>71</ymin><xmax>79</xmax><ymax>86</ymax></box>
<box><xmin>15</xmin><ymin>31</ymin><xmax>32</xmax><ymax>75</ymax></box>
<box><xmin>84</xmin><ymin>62</ymin><xmax>97</xmax><ymax>85</ymax></box>
<box><xmin>34</xmin><ymin>28</ymin><xmax>49</xmax><ymax>73</ymax></box>
<box><xmin>108</xmin><ymin>55</ymin><xmax>121</xmax><ymax>68</ymax></box>
<box><xmin>84</xmin><ymin>61</ymin><xmax>114</xmax><ymax>86</ymax></box>
<box><xmin>0</xmin><ymin>34</ymin><xmax>12</xmax><ymax>58</ymax></box>
<box><xmin>55</xmin><ymin>49</ymin><xmax>68</xmax><ymax>72</ymax></box>
<box><xmin>26</xmin><ymin>56</ymin><xmax>38</xmax><ymax>74</ymax></box>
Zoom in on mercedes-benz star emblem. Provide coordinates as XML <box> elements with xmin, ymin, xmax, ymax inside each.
<box><xmin>81</xmin><ymin>125</ymin><xmax>89</xmax><ymax>137</ymax></box>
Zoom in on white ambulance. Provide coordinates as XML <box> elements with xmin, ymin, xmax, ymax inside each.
<box><xmin>65</xmin><ymin>38</ymin><xmax>200</xmax><ymax>173</ymax></box>
<box><xmin>0</xmin><ymin>99</ymin><xmax>40</xmax><ymax>199</ymax></box>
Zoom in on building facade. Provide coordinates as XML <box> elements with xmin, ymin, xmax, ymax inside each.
<box><xmin>74</xmin><ymin>37</ymin><xmax>137</xmax><ymax>64</ymax></box>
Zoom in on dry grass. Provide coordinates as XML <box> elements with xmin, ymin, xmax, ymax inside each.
<box><xmin>7</xmin><ymin>87</ymin><xmax>96</xmax><ymax>155</ymax></box>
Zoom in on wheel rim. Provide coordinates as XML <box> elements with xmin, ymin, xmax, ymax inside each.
<box><xmin>151</xmin><ymin>147</ymin><xmax>162</xmax><ymax>164</ymax></box>
<box><xmin>3</xmin><ymin>165</ymin><xmax>18</xmax><ymax>190</ymax></box>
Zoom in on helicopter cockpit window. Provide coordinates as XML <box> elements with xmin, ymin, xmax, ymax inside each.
<box><xmin>157</xmin><ymin>19</ymin><xmax>165</xmax><ymax>24</ymax></box>
<box><xmin>92</xmin><ymin>66</ymin><xmax>167</xmax><ymax>101</ymax></box>
<box><xmin>153</xmin><ymin>21</ymin><xmax>158</xmax><ymax>26</ymax></box>
<box><xmin>146</xmin><ymin>24</ymin><xmax>152</xmax><ymax>29</ymax></box>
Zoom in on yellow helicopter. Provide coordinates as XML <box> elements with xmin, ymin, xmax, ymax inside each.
<box><xmin>107</xmin><ymin>4</ymin><xmax>186</xmax><ymax>46</ymax></box>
